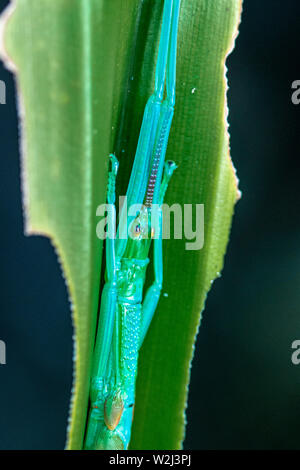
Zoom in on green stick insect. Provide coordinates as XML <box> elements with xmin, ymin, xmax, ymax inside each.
<box><xmin>84</xmin><ymin>0</ymin><xmax>181</xmax><ymax>450</ymax></box>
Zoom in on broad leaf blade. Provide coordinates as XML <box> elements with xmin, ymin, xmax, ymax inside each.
<box><xmin>1</xmin><ymin>0</ymin><xmax>242</xmax><ymax>450</ymax></box>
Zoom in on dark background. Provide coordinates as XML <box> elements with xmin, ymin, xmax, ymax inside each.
<box><xmin>1</xmin><ymin>0</ymin><xmax>300</xmax><ymax>450</ymax></box>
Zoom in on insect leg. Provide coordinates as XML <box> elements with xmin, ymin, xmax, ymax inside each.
<box><xmin>139</xmin><ymin>208</ymin><xmax>163</xmax><ymax>348</ymax></box>
<box><xmin>147</xmin><ymin>0</ymin><xmax>181</xmax><ymax>204</ymax></box>
<box><xmin>84</xmin><ymin>156</ymin><xmax>119</xmax><ymax>449</ymax></box>
<box><xmin>117</xmin><ymin>0</ymin><xmax>176</xmax><ymax>257</ymax></box>
<box><xmin>166</xmin><ymin>0</ymin><xmax>181</xmax><ymax>107</ymax></box>
<box><xmin>102</xmin><ymin>304</ymin><xmax>124</xmax><ymax>433</ymax></box>
<box><xmin>155</xmin><ymin>0</ymin><xmax>174</xmax><ymax>101</ymax></box>
<box><xmin>139</xmin><ymin>3</ymin><xmax>181</xmax><ymax>343</ymax></box>
<box><xmin>140</xmin><ymin>159</ymin><xmax>177</xmax><ymax>347</ymax></box>
<box><xmin>116</xmin><ymin>97</ymin><xmax>161</xmax><ymax>258</ymax></box>
<box><xmin>92</xmin><ymin>155</ymin><xmax>119</xmax><ymax>379</ymax></box>
<box><xmin>158</xmin><ymin>160</ymin><xmax>178</xmax><ymax>205</ymax></box>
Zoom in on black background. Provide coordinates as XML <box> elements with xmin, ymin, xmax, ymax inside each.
<box><xmin>1</xmin><ymin>0</ymin><xmax>300</xmax><ymax>450</ymax></box>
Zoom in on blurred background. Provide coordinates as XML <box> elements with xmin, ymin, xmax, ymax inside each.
<box><xmin>0</xmin><ymin>0</ymin><xmax>300</xmax><ymax>449</ymax></box>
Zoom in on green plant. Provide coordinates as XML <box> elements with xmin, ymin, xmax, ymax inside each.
<box><xmin>0</xmin><ymin>0</ymin><xmax>242</xmax><ymax>449</ymax></box>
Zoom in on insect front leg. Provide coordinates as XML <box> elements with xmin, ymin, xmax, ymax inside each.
<box><xmin>84</xmin><ymin>155</ymin><xmax>119</xmax><ymax>450</ymax></box>
<box><xmin>140</xmin><ymin>160</ymin><xmax>177</xmax><ymax>347</ymax></box>
<box><xmin>159</xmin><ymin>160</ymin><xmax>178</xmax><ymax>205</ymax></box>
<box><xmin>92</xmin><ymin>154</ymin><xmax>119</xmax><ymax>379</ymax></box>
<box><xmin>166</xmin><ymin>0</ymin><xmax>181</xmax><ymax>108</ymax></box>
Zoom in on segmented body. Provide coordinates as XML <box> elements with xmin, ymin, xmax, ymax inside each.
<box><xmin>117</xmin><ymin>256</ymin><xmax>149</xmax><ymax>404</ymax></box>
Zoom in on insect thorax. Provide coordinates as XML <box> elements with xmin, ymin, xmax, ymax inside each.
<box><xmin>116</xmin><ymin>257</ymin><xmax>150</xmax><ymax>303</ymax></box>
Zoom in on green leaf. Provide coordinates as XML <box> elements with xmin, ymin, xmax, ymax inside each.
<box><xmin>0</xmin><ymin>0</ymin><xmax>242</xmax><ymax>450</ymax></box>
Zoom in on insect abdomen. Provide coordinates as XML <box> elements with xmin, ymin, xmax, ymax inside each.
<box><xmin>120</xmin><ymin>302</ymin><xmax>142</xmax><ymax>388</ymax></box>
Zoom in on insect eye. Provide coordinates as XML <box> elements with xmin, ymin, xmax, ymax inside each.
<box><xmin>135</xmin><ymin>224</ymin><xmax>141</xmax><ymax>234</ymax></box>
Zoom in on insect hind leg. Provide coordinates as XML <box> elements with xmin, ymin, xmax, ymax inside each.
<box><xmin>166</xmin><ymin>0</ymin><xmax>181</xmax><ymax>107</ymax></box>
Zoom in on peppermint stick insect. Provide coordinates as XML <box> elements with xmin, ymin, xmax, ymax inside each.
<box><xmin>84</xmin><ymin>0</ymin><xmax>181</xmax><ymax>450</ymax></box>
